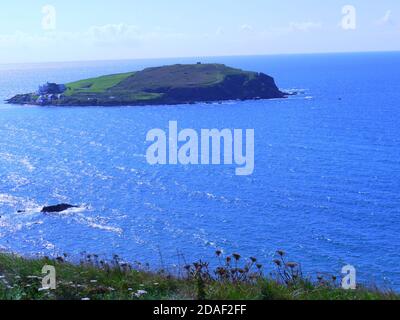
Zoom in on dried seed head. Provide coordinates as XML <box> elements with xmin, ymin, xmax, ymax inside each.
<box><xmin>277</xmin><ymin>250</ymin><xmax>285</xmax><ymax>257</ymax></box>
<box><xmin>273</xmin><ymin>259</ymin><xmax>282</xmax><ymax>266</ymax></box>
<box><xmin>233</xmin><ymin>253</ymin><xmax>241</xmax><ymax>261</ymax></box>
<box><xmin>286</xmin><ymin>262</ymin><xmax>298</xmax><ymax>269</ymax></box>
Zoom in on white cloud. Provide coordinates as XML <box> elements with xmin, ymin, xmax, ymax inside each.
<box><xmin>0</xmin><ymin>24</ymin><xmax>186</xmax><ymax>49</ymax></box>
<box><xmin>240</xmin><ymin>24</ymin><xmax>253</xmax><ymax>32</ymax></box>
<box><xmin>0</xmin><ymin>23</ymin><xmax>191</xmax><ymax>62</ymax></box>
<box><xmin>86</xmin><ymin>23</ymin><xmax>143</xmax><ymax>47</ymax></box>
<box><xmin>289</xmin><ymin>22</ymin><xmax>322</xmax><ymax>32</ymax></box>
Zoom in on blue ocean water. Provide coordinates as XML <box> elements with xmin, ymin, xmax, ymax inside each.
<box><xmin>0</xmin><ymin>53</ymin><xmax>399</xmax><ymax>290</ymax></box>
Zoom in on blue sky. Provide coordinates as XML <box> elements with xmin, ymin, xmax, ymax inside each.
<box><xmin>0</xmin><ymin>0</ymin><xmax>399</xmax><ymax>63</ymax></box>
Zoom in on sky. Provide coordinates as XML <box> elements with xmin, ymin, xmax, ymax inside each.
<box><xmin>0</xmin><ymin>0</ymin><xmax>399</xmax><ymax>63</ymax></box>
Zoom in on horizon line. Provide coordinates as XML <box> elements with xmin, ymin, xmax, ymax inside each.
<box><xmin>1</xmin><ymin>49</ymin><xmax>399</xmax><ymax>67</ymax></box>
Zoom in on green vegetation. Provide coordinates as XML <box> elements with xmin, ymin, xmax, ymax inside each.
<box><xmin>113</xmin><ymin>64</ymin><xmax>256</xmax><ymax>91</ymax></box>
<box><xmin>65</xmin><ymin>72</ymin><xmax>135</xmax><ymax>96</ymax></box>
<box><xmin>0</xmin><ymin>251</ymin><xmax>397</xmax><ymax>301</ymax></box>
<box><xmin>7</xmin><ymin>63</ymin><xmax>285</xmax><ymax>106</ymax></box>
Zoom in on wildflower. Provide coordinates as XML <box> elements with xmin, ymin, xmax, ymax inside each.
<box><xmin>277</xmin><ymin>250</ymin><xmax>285</xmax><ymax>257</ymax></box>
<box><xmin>216</xmin><ymin>250</ymin><xmax>222</xmax><ymax>257</ymax></box>
<box><xmin>135</xmin><ymin>290</ymin><xmax>148</xmax><ymax>298</ymax></box>
<box><xmin>256</xmin><ymin>264</ymin><xmax>263</xmax><ymax>270</ymax></box>
<box><xmin>273</xmin><ymin>259</ymin><xmax>282</xmax><ymax>266</ymax></box>
<box><xmin>250</xmin><ymin>257</ymin><xmax>257</xmax><ymax>263</ymax></box>
<box><xmin>226</xmin><ymin>256</ymin><xmax>232</xmax><ymax>264</ymax></box>
<box><xmin>233</xmin><ymin>253</ymin><xmax>241</xmax><ymax>261</ymax></box>
<box><xmin>286</xmin><ymin>262</ymin><xmax>298</xmax><ymax>269</ymax></box>
<box><xmin>216</xmin><ymin>268</ymin><xmax>226</xmax><ymax>276</ymax></box>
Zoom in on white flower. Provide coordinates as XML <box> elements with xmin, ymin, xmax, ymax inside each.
<box><xmin>134</xmin><ymin>290</ymin><xmax>148</xmax><ymax>298</ymax></box>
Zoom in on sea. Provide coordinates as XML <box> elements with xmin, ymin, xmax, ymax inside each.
<box><xmin>0</xmin><ymin>52</ymin><xmax>399</xmax><ymax>290</ymax></box>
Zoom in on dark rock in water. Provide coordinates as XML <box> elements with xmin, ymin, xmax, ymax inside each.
<box><xmin>41</xmin><ymin>204</ymin><xmax>78</xmax><ymax>213</ymax></box>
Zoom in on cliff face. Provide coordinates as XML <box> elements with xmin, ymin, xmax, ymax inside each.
<box><xmin>162</xmin><ymin>73</ymin><xmax>284</xmax><ymax>104</ymax></box>
<box><xmin>6</xmin><ymin>64</ymin><xmax>286</xmax><ymax>107</ymax></box>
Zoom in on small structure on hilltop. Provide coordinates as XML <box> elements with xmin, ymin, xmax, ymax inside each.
<box><xmin>38</xmin><ymin>82</ymin><xmax>66</xmax><ymax>95</ymax></box>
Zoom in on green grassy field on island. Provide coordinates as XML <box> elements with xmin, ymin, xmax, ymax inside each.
<box><xmin>0</xmin><ymin>251</ymin><xmax>398</xmax><ymax>301</ymax></box>
<box><xmin>65</xmin><ymin>72</ymin><xmax>136</xmax><ymax>95</ymax></box>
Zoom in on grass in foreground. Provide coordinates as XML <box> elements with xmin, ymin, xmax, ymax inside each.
<box><xmin>0</xmin><ymin>251</ymin><xmax>397</xmax><ymax>300</ymax></box>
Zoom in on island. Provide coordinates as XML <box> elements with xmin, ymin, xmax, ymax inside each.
<box><xmin>6</xmin><ymin>63</ymin><xmax>286</xmax><ymax>107</ymax></box>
